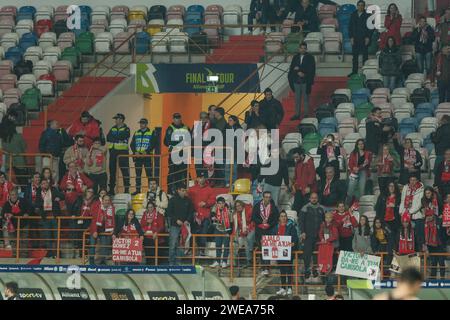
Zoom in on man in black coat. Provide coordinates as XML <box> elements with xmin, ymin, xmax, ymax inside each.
<box><xmin>288</xmin><ymin>42</ymin><xmax>316</xmax><ymax>120</ymax></box>
<box><xmin>167</xmin><ymin>183</ymin><xmax>194</xmax><ymax>265</ymax></box>
<box><xmin>318</xmin><ymin>166</ymin><xmax>343</xmax><ymax>210</ymax></box>
<box><xmin>34</xmin><ymin>179</ymin><xmax>65</xmax><ymax>258</ymax></box>
<box><xmin>259</xmin><ymin>88</ymin><xmax>284</xmax><ymax>129</ymax></box>
<box><xmin>435</xmin><ymin>148</ymin><xmax>450</xmax><ymax>197</ymax></box>
<box><xmin>294</xmin><ymin>0</ymin><xmax>320</xmax><ymax>33</ymax></box>
<box><xmin>348</xmin><ymin>0</ymin><xmax>371</xmax><ymax>76</ymax></box>
<box><xmin>431</xmin><ymin>115</ymin><xmax>450</xmax><ymax>174</ymax></box>
<box><xmin>365</xmin><ymin>107</ymin><xmax>384</xmax><ymax>155</ymax></box>
<box><xmin>252</xmin><ymin>191</ymin><xmax>280</xmax><ymax>275</ymax></box>
<box><xmin>299</xmin><ymin>192</ymin><xmax>325</xmax><ymax>281</ymax></box>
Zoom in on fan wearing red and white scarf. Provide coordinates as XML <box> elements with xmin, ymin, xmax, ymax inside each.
<box><xmin>215</xmin><ymin>205</ymin><xmax>231</xmax><ymax>231</ymax></box>
<box><xmin>95</xmin><ymin>205</ymin><xmax>115</xmax><ymax>233</ymax></box>
<box><xmin>404</xmin><ymin>181</ymin><xmax>422</xmax><ymax>210</ymax></box>
<box><xmin>425</xmin><ymin>216</ymin><xmax>439</xmax><ymax>247</ymax></box>
<box><xmin>71</xmin><ymin>144</ymin><xmax>85</xmax><ymax>169</ymax></box>
<box><xmin>233</xmin><ymin>203</ymin><xmax>254</xmax><ymax>237</ymax></box>
<box><xmin>258</xmin><ymin>201</ymin><xmax>272</xmax><ymax>230</ymax></box>
<box><xmin>66</xmin><ymin>171</ymin><xmax>84</xmax><ymax>193</ymax></box>
<box><xmin>141</xmin><ymin>207</ymin><xmax>158</xmax><ymax>233</ymax></box>
<box><xmin>0</xmin><ymin>179</ymin><xmax>13</xmax><ymax>208</ymax></box>
<box><xmin>4</xmin><ymin>198</ymin><xmax>22</xmax><ymax>233</ymax></box>
<box><xmin>323</xmin><ymin>176</ymin><xmax>333</xmax><ymax>196</ymax></box>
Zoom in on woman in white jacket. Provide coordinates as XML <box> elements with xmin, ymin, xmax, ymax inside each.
<box><xmin>399</xmin><ymin>176</ymin><xmax>425</xmax><ymax>250</ymax></box>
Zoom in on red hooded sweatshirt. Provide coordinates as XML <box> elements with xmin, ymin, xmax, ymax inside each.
<box><xmin>294</xmin><ymin>156</ymin><xmax>317</xmax><ymax>195</ymax></box>
<box><xmin>188</xmin><ymin>182</ymin><xmax>216</xmax><ymax>222</ymax></box>
<box><xmin>68</xmin><ymin>118</ymin><xmax>100</xmax><ymax>148</ymax></box>
<box><xmin>333</xmin><ymin>210</ymin><xmax>358</xmax><ymax>238</ymax></box>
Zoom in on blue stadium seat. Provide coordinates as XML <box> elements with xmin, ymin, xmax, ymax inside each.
<box><xmin>416</xmin><ymin>102</ymin><xmax>435</xmax><ymax>112</ymax></box>
<box><xmin>343</xmin><ymin>39</ymin><xmax>352</xmax><ymax>54</ymax></box>
<box><xmin>184</xmin><ymin>18</ymin><xmax>202</xmax><ymax>36</ymax></box>
<box><xmin>19</xmin><ymin>32</ymin><xmax>38</xmax><ymax>51</ymax></box>
<box><xmin>5</xmin><ymin>46</ymin><xmax>25</xmax><ymax>65</ymax></box>
<box><xmin>399</xmin><ymin>117</ymin><xmax>419</xmax><ymax>138</ymax></box>
<box><xmin>415</xmin><ymin>109</ymin><xmax>433</xmax><ymax>124</ymax></box>
<box><xmin>149</xmin><ymin>5</ymin><xmax>167</xmax><ymax>20</ymax></box>
<box><xmin>17</xmin><ymin>6</ymin><xmax>36</xmax><ymax>21</ymax></box>
<box><xmin>319</xmin><ymin>117</ymin><xmax>338</xmax><ymax>137</ymax></box>
<box><xmin>337</xmin><ymin>4</ymin><xmax>356</xmax><ymax>15</ymax></box>
<box><xmin>136</xmin><ymin>32</ymin><xmax>151</xmax><ymax>54</ymax></box>
<box><xmin>352</xmin><ymin>88</ymin><xmax>371</xmax><ymax>106</ymax></box>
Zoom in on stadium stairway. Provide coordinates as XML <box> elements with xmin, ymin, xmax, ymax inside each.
<box><xmin>22</xmin><ymin>77</ymin><xmax>125</xmax><ymax>153</ymax></box>
<box><xmin>206</xmin><ymin>35</ymin><xmax>265</xmax><ymax>63</ymax></box>
<box><xmin>279</xmin><ymin>76</ymin><xmax>348</xmax><ymax>138</ymax></box>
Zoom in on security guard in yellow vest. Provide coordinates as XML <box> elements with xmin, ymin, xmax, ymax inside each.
<box><xmin>106</xmin><ymin>113</ymin><xmax>130</xmax><ymax>195</ymax></box>
<box><xmin>164</xmin><ymin>113</ymin><xmax>190</xmax><ymax>194</ymax></box>
<box><xmin>131</xmin><ymin>118</ymin><xmax>157</xmax><ymax>195</ymax></box>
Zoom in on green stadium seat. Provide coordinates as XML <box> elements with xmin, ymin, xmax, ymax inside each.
<box><xmin>21</xmin><ymin>87</ymin><xmax>42</xmax><ymax>112</ymax></box>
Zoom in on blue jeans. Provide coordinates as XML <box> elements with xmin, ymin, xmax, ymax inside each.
<box><xmin>89</xmin><ymin>235</ymin><xmax>96</xmax><ymax>264</ymax></box>
<box><xmin>346</xmin><ymin>170</ymin><xmax>368</xmax><ymax>205</ymax></box>
<box><xmin>438</xmin><ymin>80</ymin><xmax>450</xmax><ymax>103</ymax></box>
<box><xmin>263</xmin><ymin>183</ymin><xmax>281</xmax><ymax>208</ymax></box>
<box><xmin>383</xmin><ymin>76</ymin><xmax>397</xmax><ymax>92</ymax></box>
<box><xmin>39</xmin><ymin>218</ymin><xmax>57</xmax><ymax>257</ymax></box>
<box><xmin>224</xmin><ymin>163</ymin><xmax>238</xmax><ymax>187</ymax></box>
<box><xmin>169</xmin><ymin>225</ymin><xmax>181</xmax><ymax>265</ymax></box>
<box><xmin>416</xmin><ymin>52</ymin><xmax>432</xmax><ymax>76</ymax></box>
<box><xmin>233</xmin><ymin>230</ymin><xmax>255</xmax><ymax>263</ymax></box>
<box><xmin>215</xmin><ymin>230</ymin><xmax>230</xmax><ymax>263</ymax></box>
<box><xmin>294</xmin><ymin>83</ymin><xmax>309</xmax><ymax>116</ymax></box>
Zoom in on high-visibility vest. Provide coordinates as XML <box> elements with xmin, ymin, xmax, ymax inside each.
<box><xmin>168</xmin><ymin>124</ymin><xmax>189</xmax><ymax>145</ymax></box>
<box><xmin>134</xmin><ymin>128</ymin><xmax>154</xmax><ymax>153</ymax></box>
<box><xmin>108</xmin><ymin>126</ymin><xmax>129</xmax><ymax>150</ymax></box>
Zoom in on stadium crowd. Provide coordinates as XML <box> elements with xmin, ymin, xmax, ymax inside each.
<box><xmin>0</xmin><ymin>0</ymin><xmax>449</xmax><ymax>297</ymax></box>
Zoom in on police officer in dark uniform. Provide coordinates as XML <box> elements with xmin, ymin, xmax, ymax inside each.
<box><xmin>164</xmin><ymin>113</ymin><xmax>190</xmax><ymax>194</ymax></box>
<box><xmin>106</xmin><ymin>113</ymin><xmax>130</xmax><ymax>195</ymax></box>
<box><xmin>131</xmin><ymin>118</ymin><xmax>157</xmax><ymax>195</ymax></box>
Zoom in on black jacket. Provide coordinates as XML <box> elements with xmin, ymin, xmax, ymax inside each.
<box><xmin>23</xmin><ymin>183</ymin><xmax>39</xmax><ymax>210</ymax></box>
<box><xmin>294</xmin><ymin>4</ymin><xmax>319</xmax><ymax>32</ymax></box>
<box><xmin>393</xmin><ymin>137</ymin><xmax>423</xmax><ymax>173</ymax></box>
<box><xmin>317</xmin><ymin>144</ymin><xmax>340</xmax><ymax>173</ymax></box>
<box><xmin>434</xmin><ymin>160</ymin><xmax>450</xmax><ymax>194</ymax></box>
<box><xmin>259</xmin><ymin>97</ymin><xmax>284</xmax><ymax>129</ymax></box>
<box><xmin>371</xmin><ymin>226</ymin><xmax>394</xmax><ymax>253</ymax></box>
<box><xmin>349</xmin><ymin>10</ymin><xmax>371</xmax><ymax>43</ymax></box>
<box><xmin>365</xmin><ymin>117</ymin><xmax>383</xmax><ymax>154</ymax></box>
<box><xmin>379</xmin><ymin>46</ymin><xmax>402</xmax><ymax>76</ymax></box>
<box><xmin>411</xmin><ymin>24</ymin><xmax>435</xmax><ymax>54</ymax></box>
<box><xmin>298</xmin><ymin>203</ymin><xmax>325</xmax><ymax>240</ymax></box>
<box><xmin>318</xmin><ymin>178</ymin><xmax>343</xmax><ymax>207</ymax></box>
<box><xmin>288</xmin><ymin>53</ymin><xmax>316</xmax><ymax>94</ymax></box>
<box><xmin>38</xmin><ymin>128</ymin><xmax>72</xmax><ymax>157</ymax></box>
<box><xmin>2</xmin><ymin>198</ymin><xmax>31</xmax><ymax>228</ymax></box>
<box><xmin>431</xmin><ymin>123</ymin><xmax>450</xmax><ymax>156</ymax></box>
<box><xmin>375</xmin><ymin>193</ymin><xmax>401</xmax><ymax>230</ymax></box>
<box><xmin>244</xmin><ymin>110</ymin><xmax>264</xmax><ymax>129</ymax></box>
<box><xmin>252</xmin><ymin>199</ymin><xmax>280</xmax><ymax>229</ymax></box>
<box><xmin>166</xmin><ymin>194</ymin><xmax>194</xmax><ymax>227</ymax></box>
<box><xmin>260</xmin><ymin>158</ymin><xmax>289</xmax><ymax>187</ymax></box>
<box><xmin>34</xmin><ymin>187</ymin><xmax>65</xmax><ymax>218</ymax></box>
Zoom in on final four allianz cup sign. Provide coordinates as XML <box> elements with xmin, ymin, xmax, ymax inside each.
<box><xmin>336</xmin><ymin>251</ymin><xmax>381</xmax><ymax>280</ymax></box>
<box><xmin>112</xmin><ymin>237</ymin><xmax>143</xmax><ymax>263</ymax></box>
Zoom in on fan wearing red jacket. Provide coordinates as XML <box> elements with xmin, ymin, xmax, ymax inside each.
<box><xmin>318</xmin><ymin>211</ymin><xmax>339</xmax><ymax>274</ymax></box>
<box><xmin>292</xmin><ymin>148</ymin><xmax>318</xmax><ymax>212</ymax></box>
<box><xmin>68</xmin><ymin>111</ymin><xmax>101</xmax><ymax>149</ymax></box>
<box><xmin>379</xmin><ymin>4</ymin><xmax>402</xmax><ymax>49</ymax></box>
<box><xmin>0</xmin><ymin>171</ymin><xmax>14</xmax><ymax>212</ymax></box>
<box><xmin>140</xmin><ymin>201</ymin><xmax>166</xmax><ymax>265</ymax></box>
<box><xmin>89</xmin><ymin>194</ymin><xmax>115</xmax><ymax>265</ymax></box>
<box><xmin>333</xmin><ymin>201</ymin><xmax>358</xmax><ymax>252</ymax></box>
<box><xmin>346</xmin><ymin>139</ymin><xmax>372</xmax><ymax>206</ymax></box>
<box><xmin>60</xmin><ymin>161</ymin><xmax>93</xmax><ymax>195</ymax></box>
<box><xmin>188</xmin><ymin>173</ymin><xmax>216</xmax><ymax>256</ymax></box>
<box><xmin>232</xmin><ymin>200</ymin><xmax>255</xmax><ymax>267</ymax></box>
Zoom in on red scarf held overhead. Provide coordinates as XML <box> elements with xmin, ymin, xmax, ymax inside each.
<box><xmin>258</xmin><ymin>201</ymin><xmax>272</xmax><ymax>229</ymax></box>
<box><xmin>425</xmin><ymin>219</ymin><xmax>439</xmax><ymax>246</ymax></box>
<box><xmin>216</xmin><ymin>206</ymin><xmax>231</xmax><ymax>230</ymax></box>
<box><xmin>385</xmin><ymin>195</ymin><xmax>396</xmax><ymax>222</ymax></box>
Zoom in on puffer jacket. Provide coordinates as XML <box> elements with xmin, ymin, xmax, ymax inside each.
<box><xmin>379</xmin><ymin>46</ymin><xmax>402</xmax><ymax>76</ymax></box>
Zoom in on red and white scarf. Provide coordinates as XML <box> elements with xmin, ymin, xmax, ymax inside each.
<box><xmin>425</xmin><ymin>218</ymin><xmax>439</xmax><ymax>246</ymax></box>
<box><xmin>96</xmin><ymin>205</ymin><xmax>115</xmax><ymax>232</ymax></box>
<box><xmin>260</xmin><ymin>201</ymin><xmax>271</xmax><ymax>224</ymax></box>
<box><xmin>81</xmin><ymin>199</ymin><xmax>94</xmax><ymax>217</ymax></box>
<box><xmin>404</xmin><ymin>149</ymin><xmax>416</xmax><ymax>168</ymax></box>
<box><xmin>72</xmin><ymin>144</ymin><xmax>85</xmax><ymax>168</ymax></box>
<box><xmin>216</xmin><ymin>206</ymin><xmax>231</xmax><ymax>230</ymax></box>
<box><xmin>234</xmin><ymin>208</ymin><xmax>248</xmax><ymax>236</ymax></box>
<box><xmin>404</xmin><ymin>182</ymin><xmax>421</xmax><ymax>210</ymax></box>
<box><xmin>399</xmin><ymin>227</ymin><xmax>415</xmax><ymax>254</ymax></box>
<box><xmin>385</xmin><ymin>195</ymin><xmax>396</xmax><ymax>221</ymax></box>
<box><xmin>323</xmin><ymin>178</ymin><xmax>332</xmax><ymax>196</ymax></box>
<box><xmin>0</xmin><ymin>182</ymin><xmax>10</xmax><ymax>204</ymax></box>
<box><xmin>41</xmin><ymin>188</ymin><xmax>52</xmax><ymax>211</ymax></box>
<box><xmin>381</xmin><ymin>154</ymin><xmax>393</xmax><ymax>174</ymax></box>
<box><xmin>67</xmin><ymin>171</ymin><xmax>84</xmax><ymax>193</ymax></box>
<box><xmin>424</xmin><ymin>197</ymin><xmax>439</xmax><ymax>217</ymax></box>
<box><xmin>442</xmin><ymin>161</ymin><xmax>450</xmax><ymax>182</ymax></box>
